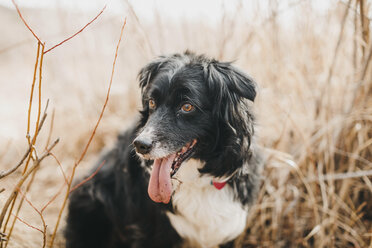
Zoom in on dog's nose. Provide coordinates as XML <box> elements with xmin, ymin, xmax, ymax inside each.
<box><xmin>133</xmin><ymin>138</ymin><xmax>153</xmax><ymax>154</ymax></box>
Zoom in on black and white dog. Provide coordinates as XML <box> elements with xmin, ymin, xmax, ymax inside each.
<box><xmin>65</xmin><ymin>51</ymin><xmax>263</xmax><ymax>248</ymax></box>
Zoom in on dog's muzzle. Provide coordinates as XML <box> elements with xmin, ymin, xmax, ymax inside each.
<box><xmin>133</xmin><ymin>137</ymin><xmax>153</xmax><ymax>155</ymax></box>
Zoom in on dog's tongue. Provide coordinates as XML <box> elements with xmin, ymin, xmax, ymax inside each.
<box><xmin>148</xmin><ymin>154</ymin><xmax>176</xmax><ymax>204</ymax></box>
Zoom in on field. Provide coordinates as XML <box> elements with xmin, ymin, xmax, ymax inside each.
<box><xmin>0</xmin><ymin>0</ymin><xmax>371</xmax><ymax>247</ymax></box>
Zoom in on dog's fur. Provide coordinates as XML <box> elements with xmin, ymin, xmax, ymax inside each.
<box><xmin>65</xmin><ymin>51</ymin><xmax>263</xmax><ymax>248</ymax></box>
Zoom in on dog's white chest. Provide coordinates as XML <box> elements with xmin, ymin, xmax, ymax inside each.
<box><xmin>166</xmin><ymin>160</ymin><xmax>248</xmax><ymax>248</ymax></box>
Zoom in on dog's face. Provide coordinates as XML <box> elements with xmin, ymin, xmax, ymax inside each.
<box><xmin>133</xmin><ymin>52</ymin><xmax>257</xmax><ymax>203</ymax></box>
<box><xmin>135</xmin><ymin>63</ymin><xmax>213</xmax><ymax>160</ymax></box>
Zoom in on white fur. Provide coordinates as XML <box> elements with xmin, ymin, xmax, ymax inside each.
<box><xmin>137</xmin><ymin>127</ymin><xmax>170</xmax><ymax>159</ymax></box>
<box><xmin>167</xmin><ymin>159</ymin><xmax>248</xmax><ymax>248</ymax></box>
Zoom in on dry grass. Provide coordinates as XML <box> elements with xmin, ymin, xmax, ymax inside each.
<box><xmin>0</xmin><ymin>0</ymin><xmax>371</xmax><ymax>247</ymax></box>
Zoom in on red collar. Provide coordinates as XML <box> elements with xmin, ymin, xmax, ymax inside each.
<box><xmin>212</xmin><ymin>181</ymin><xmax>227</xmax><ymax>190</ymax></box>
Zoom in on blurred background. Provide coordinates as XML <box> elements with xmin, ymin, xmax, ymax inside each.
<box><xmin>0</xmin><ymin>0</ymin><xmax>371</xmax><ymax>247</ymax></box>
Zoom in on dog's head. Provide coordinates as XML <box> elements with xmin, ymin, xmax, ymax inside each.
<box><xmin>133</xmin><ymin>51</ymin><xmax>257</xmax><ymax>203</ymax></box>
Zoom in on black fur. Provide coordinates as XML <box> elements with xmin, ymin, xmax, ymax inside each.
<box><xmin>65</xmin><ymin>51</ymin><xmax>263</xmax><ymax>248</ymax></box>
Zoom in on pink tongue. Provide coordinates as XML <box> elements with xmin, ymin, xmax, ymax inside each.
<box><xmin>148</xmin><ymin>154</ymin><xmax>176</xmax><ymax>204</ymax></box>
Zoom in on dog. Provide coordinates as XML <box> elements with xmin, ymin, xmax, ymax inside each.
<box><xmin>65</xmin><ymin>51</ymin><xmax>263</xmax><ymax>248</ymax></box>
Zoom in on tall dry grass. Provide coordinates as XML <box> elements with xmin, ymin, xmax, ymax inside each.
<box><xmin>0</xmin><ymin>0</ymin><xmax>371</xmax><ymax>247</ymax></box>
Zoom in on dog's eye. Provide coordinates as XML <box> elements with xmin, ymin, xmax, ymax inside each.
<box><xmin>181</xmin><ymin>103</ymin><xmax>194</xmax><ymax>113</ymax></box>
<box><xmin>149</xmin><ymin>99</ymin><xmax>156</xmax><ymax>110</ymax></box>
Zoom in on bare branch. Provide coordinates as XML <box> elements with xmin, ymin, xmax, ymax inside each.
<box><xmin>0</xmin><ymin>100</ymin><xmax>49</xmax><ymax>180</ymax></box>
<box><xmin>17</xmin><ymin>188</ymin><xmax>47</xmax><ymax>248</ymax></box>
<box><xmin>0</xmin><ymin>138</ymin><xmax>59</xmax><ymax>229</ymax></box>
<box><xmin>11</xmin><ymin>0</ymin><xmax>42</xmax><ymax>43</ymax></box>
<box><xmin>43</xmin><ymin>5</ymin><xmax>107</xmax><ymax>54</ymax></box>
<box><xmin>49</xmin><ymin>17</ymin><xmax>127</xmax><ymax>248</ymax></box>
<box><xmin>69</xmin><ymin>160</ymin><xmax>106</xmax><ymax>193</ymax></box>
<box><xmin>27</xmin><ymin>42</ymin><xmax>41</xmax><ymax>145</ymax></box>
<box><xmin>12</xmin><ymin>215</ymin><xmax>43</xmax><ymax>233</ymax></box>
<box><xmin>0</xmin><ymin>147</ymin><xmax>31</xmax><ymax>180</ymax></box>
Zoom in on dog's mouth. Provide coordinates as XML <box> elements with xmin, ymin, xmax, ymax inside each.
<box><xmin>148</xmin><ymin>139</ymin><xmax>197</xmax><ymax>204</ymax></box>
<box><xmin>171</xmin><ymin>139</ymin><xmax>197</xmax><ymax>177</ymax></box>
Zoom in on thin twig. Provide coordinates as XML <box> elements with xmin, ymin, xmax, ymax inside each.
<box><xmin>2</xmin><ymin>137</ymin><xmax>58</xmax><ymax>247</ymax></box>
<box><xmin>4</xmin><ymin>136</ymin><xmax>50</xmax><ymax>247</ymax></box>
<box><xmin>49</xmin><ymin>17</ymin><xmax>127</xmax><ymax>248</ymax></box>
<box><xmin>307</xmin><ymin>169</ymin><xmax>372</xmax><ymax>182</ymax></box>
<box><xmin>26</xmin><ymin>42</ymin><xmax>41</xmax><ymax>145</ymax></box>
<box><xmin>1</xmin><ymin>194</ymin><xmax>16</xmax><ymax>238</ymax></box>
<box><xmin>0</xmin><ymin>100</ymin><xmax>49</xmax><ymax>180</ymax></box>
<box><xmin>340</xmin><ymin>0</ymin><xmax>372</xmax><ymax>21</ymax></box>
<box><xmin>353</xmin><ymin>3</ymin><xmax>359</xmax><ymax>79</ymax></box>
<box><xmin>123</xmin><ymin>0</ymin><xmax>155</xmax><ymax>57</ymax></box>
<box><xmin>316</xmin><ymin>0</ymin><xmax>351</xmax><ymax>117</ymax></box>
<box><xmin>361</xmin><ymin>42</ymin><xmax>372</xmax><ymax>80</ymax></box>
<box><xmin>37</xmin><ymin>99</ymin><xmax>49</xmax><ymax>134</ymax></box>
<box><xmin>0</xmin><ymin>147</ymin><xmax>31</xmax><ymax>180</ymax></box>
<box><xmin>41</xmin><ymin>181</ymin><xmax>67</xmax><ymax>213</ymax></box>
<box><xmin>49</xmin><ymin>153</ymin><xmax>68</xmax><ymax>184</ymax></box>
<box><xmin>69</xmin><ymin>160</ymin><xmax>106</xmax><ymax>193</ymax></box>
<box><xmin>5</xmin><ymin>166</ymin><xmax>40</xmax><ymax>247</ymax></box>
<box><xmin>326</xmin><ymin>0</ymin><xmax>351</xmax><ymax>83</ymax></box>
<box><xmin>17</xmin><ymin>188</ymin><xmax>46</xmax><ymax>248</ymax></box>
<box><xmin>43</xmin><ymin>5</ymin><xmax>107</xmax><ymax>54</ymax></box>
<box><xmin>0</xmin><ymin>231</ymin><xmax>7</xmax><ymax>243</ymax></box>
<box><xmin>78</xmin><ymin>18</ymin><xmax>127</xmax><ymax>166</ymax></box>
<box><xmin>11</xmin><ymin>0</ymin><xmax>42</xmax><ymax>43</ymax></box>
<box><xmin>44</xmin><ymin>109</ymin><xmax>55</xmax><ymax>150</ymax></box>
<box><xmin>0</xmin><ymin>138</ymin><xmax>59</xmax><ymax>229</ymax></box>
<box><xmin>359</xmin><ymin>0</ymin><xmax>370</xmax><ymax>59</ymax></box>
<box><xmin>12</xmin><ymin>215</ymin><xmax>43</xmax><ymax>233</ymax></box>
<box><xmin>4</xmin><ymin>99</ymin><xmax>50</xmax><ymax>245</ymax></box>
<box><xmin>23</xmin><ymin>45</ymin><xmax>45</xmax><ymax>174</ymax></box>
<box><xmin>33</xmin><ymin>46</ymin><xmax>46</xmax><ymax>144</ymax></box>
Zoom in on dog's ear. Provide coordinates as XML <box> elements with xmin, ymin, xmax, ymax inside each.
<box><xmin>206</xmin><ymin>61</ymin><xmax>257</xmax><ymax>130</ymax></box>
<box><xmin>138</xmin><ymin>57</ymin><xmax>168</xmax><ymax>91</ymax></box>
<box><xmin>200</xmin><ymin>62</ymin><xmax>256</xmax><ymax>177</ymax></box>
<box><xmin>207</xmin><ymin>61</ymin><xmax>256</xmax><ymax>102</ymax></box>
